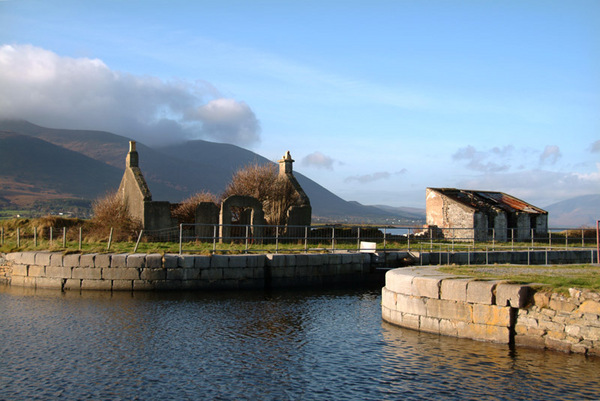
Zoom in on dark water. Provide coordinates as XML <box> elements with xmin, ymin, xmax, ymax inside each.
<box><xmin>1</xmin><ymin>285</ymin><xmax>599</xmax><ymax>400</ymax></box>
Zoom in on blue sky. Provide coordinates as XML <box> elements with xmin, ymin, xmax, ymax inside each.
<box><xmin>1</xmin><ymin>0</ymin><xmax>598</xmax><ymax>208</ymax></box>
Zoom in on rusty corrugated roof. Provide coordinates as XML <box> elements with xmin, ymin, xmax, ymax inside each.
<box><xmin>429</xmin><ymin>188</ymin><xmax>547</xmax><ymax>215</ymax></box>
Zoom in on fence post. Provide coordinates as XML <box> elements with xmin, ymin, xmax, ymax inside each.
<box><xmin>596</xmin><ymin>220</ymin><xmax>599</xmax><ymax>264</ymax></box>
<box><xmin>1</xmin><ymin>226</ymin><xmax>3</xmax><ymax>245</ymax></box>
<box><xmin>407</xmin><ymin>228</ymin><xmax>411</xmax><ymax>251</ymax></box>
<box><xmin>50</xmin><ymin>227</ymin><xmax>53</xmax><ymax>246</ymax></box>
<box><xmin>383</xmin><ymin>228</ymin><xmax>387</xmax><ymax>251</ymax></box>
<box><xmin>79</xmin><ymin>227</ymin><xmax>83</xmax><ymax>251</ymax></box>
<box><xmin>331</xmin><ymin>227</ymin><xmax>335</xmax><ymax>252</ymax></box>
<box><xmin>34</xmin><ymin>226</ymin><xmax>38</xmax><ymax>248</ymax></box>
<box><xmin>581</xmin><ymin>229</ymin><xmax>584</xmax><ymax>248</ymax></box>
<box><xmin>107</xmin><ymin>227</ymin><xmax>113</xmax><ymax>251</ymax></box>
<box><xmin>531</xmin><ymin>228</ymin><xmax>534</xmax><ymax>248</ymax></box>
<box><xmin>62</xmin><ymin>227</ymin><xmax>66</xmax><ymax>248</ymax></box>
<box><xmin>213</xmin><ymin>225</ymin><xmax>217</xmax><ymax>253</ymax></box>
<box><xmin>356</xmin><ymin>226</ymin><xmax>361</xmax><ymax>251</ymax></box>
<box><xmin>304</xmin><ymin>226</ymin><xmax>308</xmax><ymax>253</ymax></box>
<box><xmin>17</xmin><ymin>228</ymin><xmax>20</xmax><ymax>248</ymax></box>
<box><xmin>565</xmin><ymin>230</ymin><xmax>568</xmax><ymax>249</ymax></box>
<box><xmin>511</xmin><ymin>228</ymin><xmax>514</xmax><ymax>251</ymax></box>
<box><xmin>133</xmin><ymin>230</ymin><xmax>143</xmax><ymax>253</ymax></box>
<box><xmin>549</xmin><ymin>231</ymin><xmax>552</xmax><ymax>249</ymax></box>
<box><xmin>179</xmin><ymin>224</ymin><xmax>183</xmax><ymax>255</ymax></box>
<box><xmin>245</xmin><ymin>225</ymin><xmax>249</xmax><ymax>253</ymax></box>
<box><xmin>275</xmin><ymin>226</ymin><xmax>279</xmax><ymax>254</ymax></box>
<box><xmin>492</xmin><ymin>228</ymin><xmax>495</xmax><ymax>251</ymax></box>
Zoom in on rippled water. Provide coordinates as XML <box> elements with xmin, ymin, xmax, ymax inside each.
<box><xmin>1</xmin><ymin>285</ymin><xmax>599</xmax><ymax>400</ymax></box>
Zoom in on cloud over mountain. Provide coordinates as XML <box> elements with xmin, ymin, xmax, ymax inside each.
<box><xmin>0</xmin><ymin>44</ymin><xmax>260</xmax><ymax>146</ymax></box>
<box><xmin>301</xmin><ymin>151</ymin><xmax>336</xmax><ymax>170</ymax></box>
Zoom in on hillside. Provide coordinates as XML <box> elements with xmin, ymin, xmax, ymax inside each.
<box><xmin>544</xmin><ymin>194</ymin><xmax>600</xmax><ymax>228</ymax></box>
<box><xmin>0</xmin><ymin>120</ymin><xmax>419</xmax><ymax>223</ymax></box>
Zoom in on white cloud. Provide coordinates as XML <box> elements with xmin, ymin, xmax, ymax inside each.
<box><xmin>0</xmin><ymin>44</ymin><xmax>260</xmax><ymax>146</ymax></box>
<box><xmin>344</xmin><ymin>170</ymin><xmax>406</xmax><ymax>184</ymax></box>
<box><xmin>590</xmin><ymin>140</ymin><xmax>600</xmax><ymax>153</ymax></box>
<box><xmin>452</xmin><ymin>145</ymin><xmax>512</xmax><ymax>173</ymax></box>
<box><xmin>540</xmin><ymin>145</ymin><xmax>561</xmax><ymax>164</ymax></box>
<box><xmin>301</xmin><ymin>151</ymin><xmax>336</xmax><ymax>170</ymax></box>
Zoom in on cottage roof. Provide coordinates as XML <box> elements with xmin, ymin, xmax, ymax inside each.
<box><xmin>428</xmin><ymin>188</ymin><xmax>547</xmax><ymax>215</ymax></box>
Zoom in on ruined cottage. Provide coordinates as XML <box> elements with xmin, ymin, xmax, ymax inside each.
<box><xmin>118</xmin><ymin>141</ymin><xmax>311</xmax><ymax>238</ymax></box>
<box><xmin>425</xmin><ymin>187</ymin><xmax>548</xmax><ymax>242</ymax></box>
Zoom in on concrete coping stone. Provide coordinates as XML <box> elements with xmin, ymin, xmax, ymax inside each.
<box><xmin>163</xmin><ymin>254</ymin><xmax>179</xmax><ymax>268</ymax></box>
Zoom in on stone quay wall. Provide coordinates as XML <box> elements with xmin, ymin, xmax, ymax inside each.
<box><xmin>382</xmin><ymin>267</ymin><xmax>600</xmax><ymax>356</ymax></box>
<box><xmin>1</xmin><ymin>251</ymin><xmax>376</xmax><ymax>291</ymax></box>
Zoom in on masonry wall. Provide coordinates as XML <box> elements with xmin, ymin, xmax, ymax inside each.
<box><xmin>2</xmin><ymin>251</ymin><xmax>374</xmax><ymax>291</ymax></box>
<box><xmin>382</xmin><ymin>267</ymin><xmax>600</xmax><ymax>356</ymax></box>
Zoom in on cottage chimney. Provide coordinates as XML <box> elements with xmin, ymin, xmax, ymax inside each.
<box><xmin>278</xmin><ymin>150</ymin><xmax>294</xmax><ymax>175</ymax></box>
<box><xmin>126</xmin><ymin>140</ymin><xmax>139</xmax><ymax>167</ymax></box>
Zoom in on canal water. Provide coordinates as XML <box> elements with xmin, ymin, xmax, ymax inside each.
<box><xmin>1</xmin><ymin>284</ymin><xmax>599</xmax><ymax>400</ymax></box>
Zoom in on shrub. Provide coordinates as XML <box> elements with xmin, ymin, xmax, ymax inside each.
<box><xmin>171</xmin><ymin>191</ymin><xmax>219</xmax><ymax>224</ymax></box>
<box><xmin>222</xmin><ymin>163</ymin><xmax>299</xmax><ymax>225</ymax></box>
<box><xmin>89</xmin><ymin>191</ymin><xmax>141</xmax><ymax>241</ymax></box>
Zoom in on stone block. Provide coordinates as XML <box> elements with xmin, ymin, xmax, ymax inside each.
<box><xmin>222</xmin><ymin>267</ymin><xmax>246</xmax><ymax>280</ymax></box>
<box><xmin>306</xmin><ymin>254</ymin><xmax>325</xmax><ymax>266</ymax></box>
<box><xmin>127</xmin><ymin>254</ymin><xmax>146</xmax><ymax>268</ymax></box>
<box><xmin>81</xmin><ymin>279</ymin><xmax>112</xmax><ymax>291</ymax></box>
<box><xmin>94</xmin><ymin>254</ymin><xmax>111</xmax><ymax>268</ymax></box>
<box><xmin>35</xmin><ymin>252</ymin><xmax>52</xmax><ymax>266</ymax></box>
<box><xmin>533</xmin><ymin>291</ymin><xmax>551</xmax><ymax>308</ymax></box>
<box><xmin>50</xmin><ymin>253</ymin><xmax>63</xmax><ymax>267</ymax></box>
<box><xmin>341</xmin><ymin>253</ymin><xmax>353</xmax><ymax>264</ymax></box>
<box><xmin>382</xmin><ymin>305</ymin><xmax>392</xmax><ymax>323</ymax></box>
<box><xmin>549</xmin><ymin>298</ymin><xmax>577</xmax><ymax>313</ymax></box>
<box><xmin>514</xmin><ymin>334</ymin><xmax>546</xmax><ymax>349</ymax></box>
<box><xmin>202</xmin><ymin>268</ymin><xmax>223</xmax><ymax>281</ymax></box>
<box><xmin>5</xmin><ymin>252</ymin><xmax>21</xmax><ymax>261</ymax></box>
<box><xmin>246</xmin><ymin>255</ymin><xmax>266</xmax><ymax>268</ymax></box>
<box><xmin>253</xmin><ymin>267</ymin><xmax>265</xmax><ymax>279</ymax></box>
<box><xmin>63</xmin><ymin>279</ymin><xmax>80</xmax><ymax>291</ymax></box>
<box><xmin>146</xmin><ymin>254</ymin><xmax>163</xmax><ymax>268</ymax></box>
<box><xmin>426</xmin><ymin>298</ymin><xmax>472</xmax><ymax>321</ymax></box>
<box><xmin>439</xmin><ymin>319</ymin><xmax>459</xmax><ymax>337</ymax></box>
<box><xmin>10</xmin><ymin>275</ymin><xmax>34</xmax><ymax>287</ymax></box>
<box><xmin>112</xmin><ymin>280</ymin><xmax>133</xmax><ymax>291</ymax></box>
<box><xmin>400</xmin><ymin>313</ymin><xmax>420</xmax><ymax>330</ymax></box>
<box><xmin>178</xmin><ymin>255</ymin><xmax>195</xmax><ymax>268</ymax></box>
<box><xmin>466</xmin><ymin>281</ymin><xmax>497</xmax><ymax>305</ymax></box>
<box><xmin>140</xmin><ymin>268</ymin><xmax>166</xmax><ymax>280</ymax></box>
<box><xmin>80</xmin><ymin>254</ymin><xmax>97</xmax><ymax>268</ymax></box>
<box><xmin>111</xmin><ymin>254</ymin><xmax>128</xmax><ymax>268</ymax></box>
<box><xmin>538</xmin><ymin>320</ymin><xmax>564</xmax><ymax>332</ymax></box>
<box><xmin>581</xmin><ymin>326</ymin><xmax>600</xmax><ymax>341</ymax></box>
<box><xmin>496</xmin><ymin>283</ymin><xmax>530</xmax><ymax>308</ymax></box>
<box><xmin>63</xmin><ymin>254</ymin><xmax>80</xmax><ymax>267</ymax></box>
<box><xmin>35</xmin><ymin>277</ymin><xmax>62</xmax><ymax>289</ymax></box>
<box><xmin>133</xmin><ymin>280</ymin><xmax>156</xmax><ymax>291</ymax></box>
<box><xmin>21</xmin><ymin>252</ymin><xmax>37</xmax><ymax>265</ymax></box>
<box><xmin>28</xmin><ymin>265</ymin><xmax>45</xmax><ymax>277</ymax></box>
<box><xmin>211</xmin><ymin>255</ymin><xmax>229</xmax><ymax>268</ymax></box>
<box><xmin>382</xmin><ymin>287</ymin><xmax>397</xmax><ymax>310</ymax></box>
<box><xmin>284</xmin><ymin>254</ymin><xmax>296</xmax><ymax>266</ymax></box>
<box><xmin>265</xmin><ymin>254</ymin><xmax>286</xmax><ymax>267</ymax></box>
<box><xmin>472</xmin><ymin>304</ymin><xmax>511</xmax><ymax>327</ymax></box>
<box><xmin>412</xmin><ymin>276</ymin><xmax>442</xmax><ymax>299</ymax></box>
<box><xmin>577</xmin><ymin>300</ymin><xmax>600</xmax><ymax>315</ymax></box>
<box><xmin>166</xmin><ymin>268</ymin><xmax>183</xmax><ymax>280</ymax></box>
<box><xmin>46</xmin><ymin>265</ymin><xmax>72</xmax><ymax>279</ymax></box>
<box><xmin>395</xmin><ymin>293</ymin><xmax>427</xmax><ymax>316</ymax></box>
<box><xmin>11</xmin><ymin>264</ymin><xmax>28</xmax><ymax>276</ymax></box>
<box><xmin>228</xmin><ymin>255</ymin><xmax>247</xmax><ymax>268</ymax></box>
<box><xmin>72</xmin><ymin>267</ymin><xmax>102</xmax><ymax>280</ymax></box>
<box><xmin>163</xmin><ymin>254</ymin><xmax>178</xmax><ymax>268</ymax></box>
<box><xmin>385</xmin><ymin>269</ymin><xmax>414</xmax><ymax>295</ymax></box>
<box><xmin>103</xmin><ymin>268</ymin><xmax>140</xmax><ymax>280</ymax></box>
<box><xmin>420</xmin><ymin>316</ymin><xmax>440</xmax><ymax>334</ymax></box>
<box><xmin>440</xmin><ymin>279</ymin><xmax>470</xmax><ymax>302</ymax></box>
<box><xmin>545</xmin><ymin>337</ymin><xmax>572</xmax><ymax>353</ymax></box>
<box><xmin>456</xmin><ymin>321</ymin><xmax>510</xmax><ymax>343</ymax></box>
<box><xmin>194</xmin><ymin>256</ymin><xmax>211</xmax><ymax>268</ymax></box>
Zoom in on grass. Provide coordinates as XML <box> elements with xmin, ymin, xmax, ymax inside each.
<box><xmin>438</xmin><ymin>264</ymin><xmax>600</xmax><ymax>293</ymax></box>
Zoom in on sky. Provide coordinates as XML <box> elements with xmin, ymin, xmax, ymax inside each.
<box><xmin>1</xmin><ymin>0</ymin><xmax>598</xmax><ymax>209</ymax></box>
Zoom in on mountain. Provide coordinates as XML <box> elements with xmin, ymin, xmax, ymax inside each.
<box><xmin>544</xmin><ymin>195</ymin><xmax>600</xmax><ymax>228</ymax></box>
<box><xmin>0</xmin><ymin>120</ymin><xmax>420</xmax><ymax>223</ymax></box>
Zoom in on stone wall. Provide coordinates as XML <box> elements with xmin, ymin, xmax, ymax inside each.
<box><xmin>382</xmin><ymin>267</ymin><xmax>600</xmax><ymax>356</ymax></box>
<box><xmin>2</xmin><ymin>251</ymin><xmax>373</xmax><ymax>291</ymax></box>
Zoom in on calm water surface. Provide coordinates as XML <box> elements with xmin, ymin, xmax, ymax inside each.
<box><xmin>1</xmin><ymin>284</ymin><xmax>599</xmax><ymax>400</ymax></box>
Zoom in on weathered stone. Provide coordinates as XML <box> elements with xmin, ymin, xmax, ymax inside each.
<box><xmin>81</xmin><ymin>279</ymin><xmax>112</xmax><ymax>291</ymax></box>
<box><xmin>50</xmin><ymin>253</ymin><xmax>63</xmax><ymax>267</ymax></box>
<box><xmin>46</xmin><ymin>265</ymin><xmax>72</xmax><ymax>279</ymax></box>
<box><xmin>382</xmin><ymin>287</ymin><xmax>397</xmax><ymax>310</ymax></box>
<box><xmin>266</xmin><ymin>254</ymin><xmax>286</xmax><ymax>267</ymax></box>
<box><xmin>28</xmin><ymin>265</ymin><xmax>45</xmax><ymax>277</ymax></box>
<box><xmin>177</xmin><ymin>255</ymin><xmax>195</xmax><ymax>268</ymax></box>
<box><xmin>565</xmin><ymin>325</ymin><xmax>582</xmax><ymax>337</ymax></box>
<box><xmin>495</xmin><ymin>283</ymin><xmax>530</xmax><ymax>308</ymax></box>
<box><xmin>10</xmin><ymin>264</ymin><xmax>28</xmax><ymax>276</ymax></box>
<box><xmin>111</xmin><ymin>254</ymin><xmax>128</xmax><ymax>268</ymax></box>
<box><xmin>63</xmin><ymin>279</ymin><xmax>80</xmax><ymax>291</ymax></box>
<box><xmin>211</xmin><ymin>255</ymin><xmax>229</xmax><ymax>268</ymax></box>
<box><xmin>580</xmin><ymin>326</ymin><xmax>600</xmax><ymax>341</ymax></box>
<box><xmin>133</xmin><ymin>280</ymin><xmax>156</xmax><ymax>291</ymax></box>
<box><xmin>401</xmin><ymin>313</ymin><xmax>420</xmax><ymax>330</ymax></box>
<box><xmin>80</xmin><ymin>254</ymin><xmax>96</xmax><ymax>268</ymax></box>
<box><xmin>538</xmin><ymin>320</ymin><xmax>564</xmax><ymax>333</ymax></box>
<box><xmin>271</xmin><ymin>266</ymin><xmax>295</xmax><ymax>278</ymax></box>
<box><xmin>63</xmin><ymin>254</ymin><xmax>81</xmax><ymax>267</ymax></box>
<box><xmin>533</xmin><ymin>291</ymin><xmax>551</xmax><ymax>308</ymax></box>
<box><xmin>202</xmin><ymin>268</ymin><xmax>223</xmax><ymax>281</ymax></box>
<box><xmin>163</xmin><ymin>254</ymin><xmax>178</xmax><ymax>268</ymax></box>
<box><xmin>440</xmin><ymin>279</ymin><xmax>470</xmax><ymax>302</ymax></box>
<box><xmin>94</xmin><ymin>254</ymin><xmax>111</xmax><ymax>268</ymax></box>
<box><xmin>439</xmin><ymin>319</ymin><xmax>459</xmax><ymax>337</ymax></box>
<box><xmin>472</xmin><ymin>304</ymin><xmax>511</xmax><ymax>327</ymax></box>
<box><xmin>140</xmin><ymin>268</ymin><xmax>166</xmax><ymax>280</ymax></box>
<box><xmin>72</xmin><ymin>267</ymin><xmax>102</xmax><ymax>280</ymax></box>
<box><xmin>545</xmin><ymin>337</ymin><xmax>571</xmax><ymax>353</ymax></box>
<box><xmin>426</xmin><ymin>298</ymin><xmax>472</xmax><ymax>322</ymax></box>
<box><xmin>412</xmin><ymin>276</ymin><xmax>442</xmax><ymax>299</ymax></box>
<box><xmin>546</xmin><ymin>330</ymin><xmax>566</xmax><ymax>340</ymax></box>
<box><xmin>34</xmin><ymin>277</ymin><xmax>62</xmax><ymax>289</ymax></box>
<box><xmin>35</xmin><ymin>252</ymin><xmax>52</xmax><ymax>266</ymax></box>
<box><xmin>456</xmin><ymin>321</ymin><xmax>510</xmax><ymax>343</ymax></box>
<box><xmin>127</xmin><ymin>254</ymin><xmax>146</xmax><ymax>268</ymax></box>
<box><xmin>103</xmin><ymin>268</ymin><xmax>140</xmax><ymax>280</ymax></box>
<box><xmin>146</xmin><ymin>254</ymin><xmax>163</xmax><ymax>268</ymax></box>
<box><xmin>515</xmin><ymin>334</ymin><xmax>546</xmax><ymax>348</ymax></box>
<box><xmin>111</xmin><ymin>280</ymin><xmax>133</xmax><ymax>291</ymax></box>
<box><xmin>194</xmin><ymin>256</ymin><xmax>211</xmax><ymax>268</ymax></box>
<box><xmin>228</xmin><ymin>255</ymin><xmax>248</xmax><ymax>268</ymax></box>
<box><xmin>420</xmin><ymin>316</ymin><xmax>440</xmax><ymax>334</ymax></box>
<box><xmin>577</xmin><ymin>300</ymin><xmax>600</xmax><ymax>315</ymax></box>
<box><xmin>395</xmin><ymin>293</ymin><xmax>427</xmax><ymax>316</ymax></box>
<box><xmin>385</xmin><ymin>270</ymin><xmax>414</xmax><ymax>295</ymax></box>
<box><xmin>21</xmin><ymin>252</ymin><xmax>37</xmax><ymax>265</ymax></box>
<box><xmin>549</xmin><ymin>298</ymin><xmax>577</xmax><ymax>313</ymax></box>
<box><xmin>466</xmin><ymin>281</ymin><xmax>498</xmax><ymax>305</ymax></box>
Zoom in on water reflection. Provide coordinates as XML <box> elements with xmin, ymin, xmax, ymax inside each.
<box><xmin>1</xmin><ymin>285</ymin><xmax>599</xmax><ymax>400</ymax></box>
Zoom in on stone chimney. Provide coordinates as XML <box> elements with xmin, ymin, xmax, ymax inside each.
<box><xmin>278</xmin><ymin>150</ymin><xmax>294</xmax><ymax>175</ymax></box>
<box><xmin>126</xmin><ymin>141</ymin><xmax>139</xmax><ymax>167</ymax></box>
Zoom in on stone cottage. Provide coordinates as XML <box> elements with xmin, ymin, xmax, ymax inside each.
<box><xmin>118</xmin><ymin>141</ymin><xmax>311</xmax><ymax>237</ymax></box>
<box><xmin>425</xmin><ymin>187</ymin><xmax>548</xmax><ymax>242</ymax></box>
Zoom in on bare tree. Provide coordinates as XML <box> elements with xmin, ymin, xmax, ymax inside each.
<box><xmin>171</xmin><ymin>191</ymin><xmax>219</xmax><ymax>224</ymax></box>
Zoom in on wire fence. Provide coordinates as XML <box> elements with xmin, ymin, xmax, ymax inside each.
<box><xmin>2</xmin><ymin>223</ymin><xmax>597</xmax><ymax>259</ymax></box>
